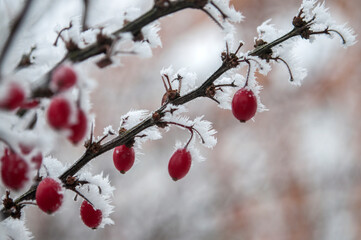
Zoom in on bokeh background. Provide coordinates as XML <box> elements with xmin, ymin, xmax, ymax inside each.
<box><xmin>1</xmin><ymin>0</ymin><xmax>361</xmax><ymax>239</ymax></box>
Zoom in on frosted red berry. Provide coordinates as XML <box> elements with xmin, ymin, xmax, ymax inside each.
<box><xmin>168</xmin><ymin>148</ymin><xmax>192</xmax><ymax>181</ymax></box>
<box><xmin>47</xmin><ymin>97</ymin><xmax>71</xmax><ymax>129</ymax></box>
<box><xmin>113</xmin><ymin>145</ymin><xmax>135</xmax><ymax>174</ymax></box>
<box><xmin>67</xmin><ymin>108</ymin><xmax>87</xmax><ymax>144</ymax></box>
<box><xmin>0</xmin><ymin>148</ymin><xmax>29</xmax><ymax>190</ymax></box>
<box><xmin>19</xmin><ymin>144</ymin><xmax>43</xmax><ymax>169</ymax></box>
<box><xmin>231</xmin><ymin>88</ymin><xmax>257</xmax><ymax>122</ymax></box>
<box><xmin>0</xmin><ymin>83</ymin><xmax>25</xmax><ymax>110</ymax></box>
<box><xmin>36</xmin><ymin>177</ymin><xmax>63</xmax><ymax>214</ymax></box>
<box><xmin>80</xmin><ymin>200</ymin><xmax>102</xmax><ymax>229</ymax></box>
<box><xmin>51</xmin><ymin>65</ymin><xmax>77</xmax><ymax>92</ymax></box>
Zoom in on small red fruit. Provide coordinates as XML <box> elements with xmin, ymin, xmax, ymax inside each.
<box><xmin>51</xmin><ymin>65</ymin><xmax>77</xmax><ymax>92</ymax></box>
<box><xmin>113</xmin><ymin>145</ymin><xmax>135</xmax><ymax>174</ymax></box>
<box><xmin>0</xmin><ymin>83</ymin><xmax>25</xmax><ymax>110</ymax></box>
<box><xmin>80</xmin><ymin>200</ymin><xmax>102</xmax><ymax>229</ymax></box>
<box><xmin>0</xmin><ymin>148</ymin><xmax>29</xmax><ymax>190</ymax></box>
<box><xmin>36</xmin><ymin>177</ymin><xmax>63</xmax><ymax>214</ymax></box>
<box><xmin>47</xmin><ymin>97</ymin><xmax>71</xmax><ymax>129</ymax></box>
<box><xmin>19</xmin><ymin>144</ymin><xmax>43</xmax><ymax>169</ymax></box>
<box><xmin>168</xmin><ymin>148</ymin><xmax>192</xmax><ymax>181</ymax></box>
<box><xmin>67</xmin><ymin>109</ymin><xmax>87</xmax><ymax>144</ymax></box>
<box><xmin>231</xmin><ymin>88</ymin><xmax>257</xmax><ymax>122</ymax></box>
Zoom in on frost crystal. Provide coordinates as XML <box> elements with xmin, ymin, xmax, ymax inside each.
<box><xmin>0</xmin><ymin>218</ymin><xmax>33</xmax><ymax>240</ymax></box>
<box><xmin>300</xmin><ymin>0</ymin><xmax>356</xmax><ymax>47</ymax></box>
<box><xmin>160</xmin><ymin>66</ymin><xmax>198</xmax><ymax>95</ymax></box>
<box><xmin>118</xmin><ymin>109</ymin><xmax>162</xmax><ymax>150</ymax></box>
<box><xmin>142</xmin><ymin>22</ymin><xmax>162</xmax><ymax>48</ymax></box>
<box><xmin>163</xmin><ymin>111</ymin><xmax>217</xmax><ymax>149</ymax></box>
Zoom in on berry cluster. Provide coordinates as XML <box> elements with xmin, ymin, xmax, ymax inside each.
<box><xmin>46</xmin><ymin>66</ymin><xmax>88</xmax><ymax>144</ymax></box>
<box><xmin>34</xmin><ymin>176</ymin><xmax>103</xmax><ymax>228</ymax></box>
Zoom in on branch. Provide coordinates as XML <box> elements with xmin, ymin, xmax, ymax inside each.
<box><xmin>1</xmin><ymin>18</ymin><xmax>316</xmax><ymax>221</ymax></box>
<box><xmin>0</xmin><ymin>0</ymin><xmax>33</xmax><ymax>80</ymax></box>
<box><xmin>28</xmin><ymin>0</ymin><xmax>208</xmax><ymax>98</ymax></box>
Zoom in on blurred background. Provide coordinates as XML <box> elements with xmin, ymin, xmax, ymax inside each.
<box><xmin>2</xmin><ymin>0</ymin><xmax>361</xmax><ymax>239</ymax></box>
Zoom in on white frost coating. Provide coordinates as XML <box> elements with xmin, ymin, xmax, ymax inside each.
<box><xmin>124</xmin><ymin>7</ymin><xmax>141</xmax><ymax>22</ymax></box>
<box><xmin>40</xmin><ymin>156</ymin><xmax>67</xmax><ymax>178</ymax></box>
<box><xmin>133</xmin><ymin>41</ymin><xmax>152</xmax><ymax>58</ymax></box>
<box><xmin>103</xmin><ymin>125</ymin><xmax>116</xmax><ymax>136</ymax></box>
<box><xmin>118</xmin><ymin>109</ymin><xmax>162</xmax><ymax>152</ymax></box>
<box><xmin>213</xmin><ymin>74</ymin><xmax>245</xmax><ymax>110</ymax></box>
<box><xmin>0</xmin><ymin>218</ymin><xmax>33</xmax><ymax>240</ymax></box>
<box><xmin>330</xmin><ymin>24</ymin><xmax>357</xmax><ymax>48</ymax></box>
<box><xmin>247</xmin><ymin>56</ymin><xmax>272</xmax><ymax>76</ymax></box>
<box><xmin>119</xmin><ymin>109</ymin><xmax>149</xmax><ymax>130</ymax></box>
<box><xmin>76</xmin><ymin>171</ymin><xmax>115</xmax><ymax>228</ymax></box>
<box><xmin>256</xmin><ymin>19</ymin><xmax>284</xmax><ymax>44</ymax></box>
<box><xmin>142</xmin><ymin>22</ymin><xmax>162</xmax><ymax>48</ymax></box>
<box><xmin>300</xmin><ymin>0</ymin><xmax>356</xmax><ymax>47</ymax></box>
<box><xmin>223</xmin><ymin>21</ymin><xmax>238</xmax><ymax>49</ymax></box>
<box><xmin>207</xmin><ymin>0</ymin><xmax>244</xmax><ymax>23</ymax></box>
<box><xmin>160</xmin><ymin>66</ymin><xmax>198</xmax><ymax>95</ymax></box>
<box><xmin>162</xmin><ymin>112</ymin><xmax>217</xmax><ymax>149</ymax></box>
<box><xmin>281</xmin><ymin>53</ymin><xmax>308</xmax><ymax>86</ymax></box>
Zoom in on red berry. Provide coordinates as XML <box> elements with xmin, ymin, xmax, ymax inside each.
<box><xmin>36</xmin><ymin>177</ymin><xmax>63</xmax><ymax>214</ymax></box>
<box><xmin>51</xmin><ymin>65</ymin><xmax>77</xmax><ymax>92</ymax></box>
<box><xmin>168</xmin><ymin>148</ymin><xmax>192</xmax><ymax>181</ymax></box>
<box><xmin>80</xmin><ymin>200</ymin><xmax>102</xmax><ymax>229</ymax></box>
<box><xmin>47</xmin><ymin>97</ymin><xmax>71</xmax><ymax>129</ymax></box>
<box><xmin>19</xmin><ymin>144</ymin><xmax>43</xmax><ymax>169</ymax></box>
<box><xmin>231</xmin><ymin>88</ymin><xmax>257</xmax><ymax>122</ymax></box>
<box><xmin>113</xmin><ymin>145</ymin><xmax>135</xmax><ymax>174</ymax></box>
<box><xmin>67</xmin><ymin>109</ymin><xmax>87</xmax><ymax>144</ymax></box>
<box><xmin>0</xmin><ymin>83</ymin><xmax>25</xmax><ymax>110</ymax></box>
<box><xmin>0</xmin><ymin>148</ymin><xmax>29</xmax><ymax>190</ymax></box>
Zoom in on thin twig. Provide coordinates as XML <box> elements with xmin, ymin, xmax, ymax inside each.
<box><xmin>0</xmin><ymin>0</ymin><xmax>33</xmax><ymax>79</ymax></box>
<box><xmin>82</xmin><ymin>0</ymin><xmax>90</xmax><ymax>31</ymax></box>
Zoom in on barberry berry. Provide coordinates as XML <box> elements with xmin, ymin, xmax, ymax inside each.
<box><xmin>231</xmin><ymin>88</ymin><xmax>257</xmax><ymax>122</ymax></box>
<box><xmin>67</xmin><ymin>109</ymin><xmax>87</xmax><ymax>144</ymax></box>
<box><xmin>0</xmin><ymin>148</ymin><xmax>29</xmax><ymax>190</ymax></box>
<box><xmin>168</xmin><ymin>148</ymin><xmax>192</xmax><ymax>181</ymax></box>
<box><xmin>47</xmin><ymin>97</ymin><xmax>71</xmax><ymax>129</ymax></box>
<box><xmin>113</xmin><ymin>145</ymin><xmax>135</xmax><ymax>174</ymax></box>
<box><xmin>0</xmin><ymin>83</ymin><xmax>25</xmax><ymax>110</ymax></box>
<box><xmin>36</xmin><ymin>177</ymin><xmax>63</xmax><ymax>214</ymax></box>
<box><xmin>80</xmin><ymin>200</ymin><xmax>102</xmax><ymax>229</ymax></box>
<box><xmin>51</xmin><ymin>65</ymin><xmax>77</xmax><ymax>92</ymax></box>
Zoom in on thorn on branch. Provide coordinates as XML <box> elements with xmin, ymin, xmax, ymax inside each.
<box><xmin>16</xmin><ymin>46</ymin><xmax>36</xmax><ymax>69</ymax></box>
<box><xmin>161</xmin><ymin>74</ymin><xmax>181</xmax><ymax>105</ymax></box>
<box><xmin>221</xmin><ymin>42</ymin><xmax>243</xmax><ymax>68</ymax></box>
